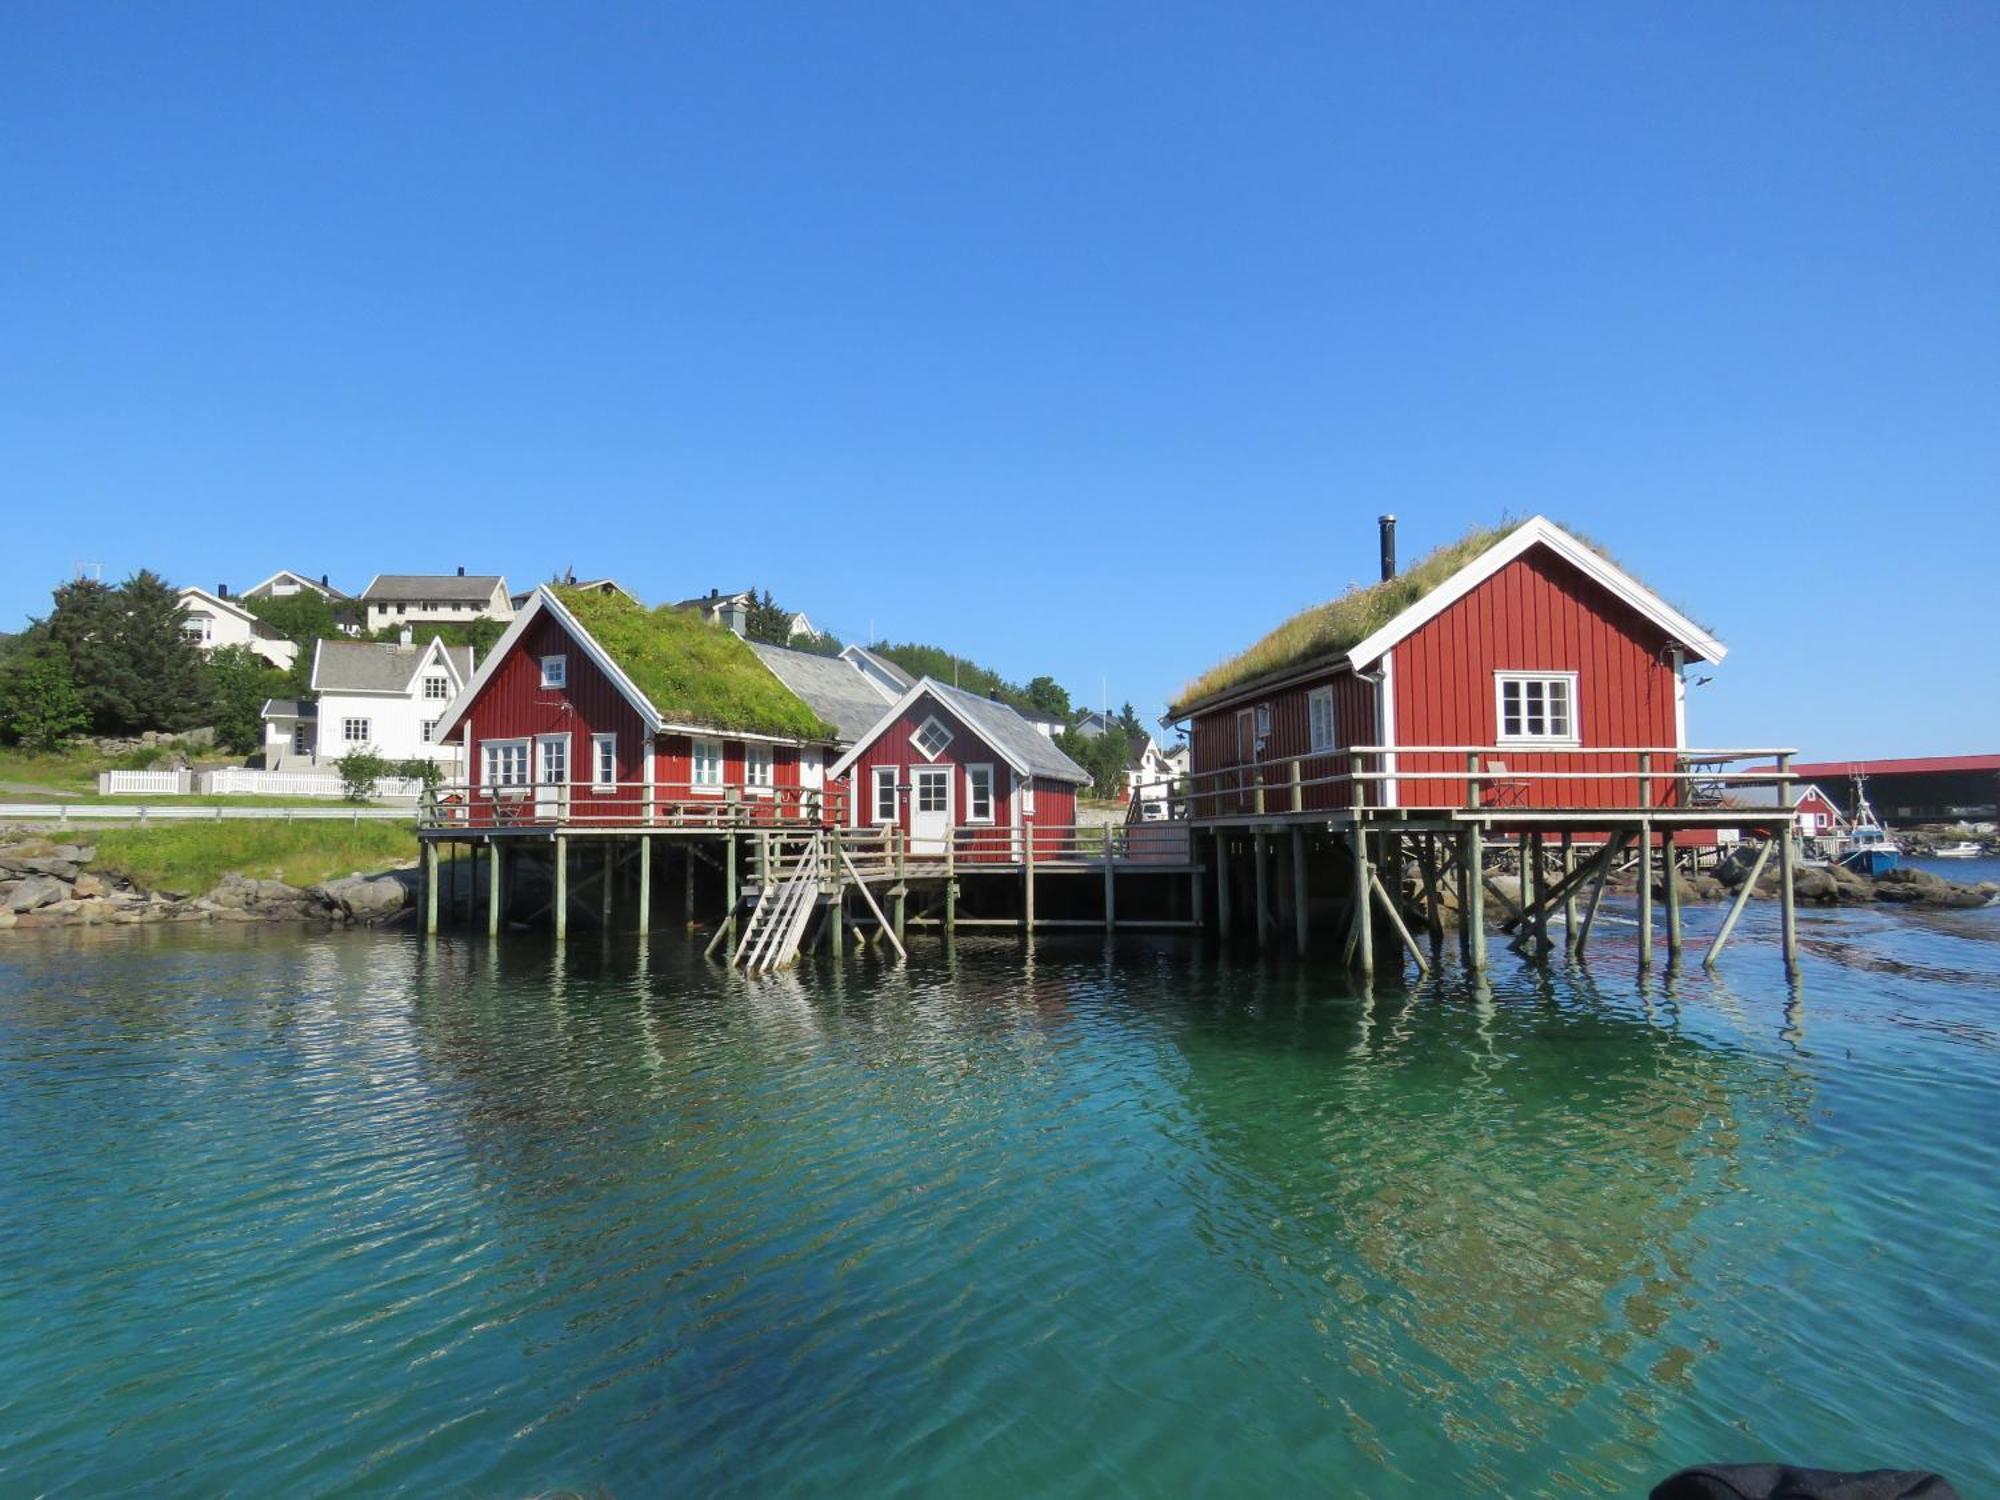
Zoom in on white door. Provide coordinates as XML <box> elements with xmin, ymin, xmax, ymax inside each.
<box><xmin>798</xmin><ymin>747</ymin><xmax>825</xmax><ymax>820</ymax></box>
<box><xmin>910</xmin><ymin>765</ymin><xmax>952</xmax><ymax>855</ymax></box>
<box><xmin>535</xmin><ymin>735</ymin><xmax>568</xmax><ymax>820</ymax></box>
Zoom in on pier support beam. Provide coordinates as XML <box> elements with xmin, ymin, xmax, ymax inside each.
<box><xmin>1637</xmin><ymin>822</ymin><xmax>1653</xmax><ymax>968</ymax></box>
<box><xmin>1214</xmin><ymin>834</ymin><xmax>1232</xmax><ymax>941</ymax></box>
<box><xmin>602</xmin><ymin>843</ymin><xmax>615</xmax><ymax>931</ymax></box>
<box><xmin>1663</xmin><ymin>829</ymin><xmax>1682</xmax><ymax>968</ymax></box>
<box><xmin>1351</xmin><ymin>828</ymin><xmax>1374</xmax><ymax>979</ymax></box>
<box><xmin>424</xmin><ymin>841</ymin><xmax>439</xmax><ymax>936</ymax></box>
<box><xmin>1560</xmin><ymin>833</ymin><xmax>1577</xmax><ymax>956</ymax></box>
<box><xmin>488</xmin><ymin>840</ymin><xmax>502</xmax><ymax>936</ymax></box>
<box><xmin>554</xmin><ymin>835</ymin><xmax>568</xmax><ymax>942</ymax></box>
<box><xmin>1291</xmin><ymin>828</ymin><xmax>1310</xmax><ymax>958</ymax></box>
<box><xmin>724</xmin><ymin>836</ymin><xmax>738</xmax><ymax>946</ymax></box>
<box><xmin>1778</xmin><ymin>821</ymin><xmax>1799</xmax><ymax>975</ymax></box>
<box><xmin>1023</xmin><ymin>829</ymin><xmax>1037</xmax><ymax>935</ymax></box>
<box><xmin>1103</xmin><ymin>825</ymin><xmax>1116</xmax><ymax>934</ymax></box>
<box><xmin>1253</xmin><ymin>831</ymin><xmax>1270</xmax><ymax>952</ymax></box>
<box><xmin>638</xmin><ymin>835</ymin><xmax>652</xmax><ymax>937</ymax></box>
<box><xmin>684</xmin><ymin>844</ymin><xmax>696</xmax><ymax>927</ymax></box>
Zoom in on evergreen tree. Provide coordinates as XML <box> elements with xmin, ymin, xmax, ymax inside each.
<box><xmin>0</xmin><ymin>646</ymin><xmax>89</xmax><ymax>750</ymax></box>
<box><xmin>1024</xmin><ymin>675</ymin><xmax>1071</xmax><ymax>720</ymax></box>
<box><xmin>44</xmin><ymin>577</ymin><xmax>124</xmax><ymax>731</ymax></box>
<box><xmin>101</xmin><ymin>570</ymin><xmax>207</xmax><ymax>734</ymax></box>
<box><xmin>204</xmin><ymin>645</ymin><xmax>289</xmax><ymax>754</ymax></box>
<box><xmin>744</xmin><ymin>590</ymin><xmax>795</xmax><ymax>646</ymax></box>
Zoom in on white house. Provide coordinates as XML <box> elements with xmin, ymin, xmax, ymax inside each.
<box><xmin>177</xmin><ymin>586</ymin><xmax>299</xmax><ymax>670</ymax></box>
<box><xmin>358</xmin><ymin>570</ymin><xmax>513</xmax><ymax>633</ymax></box>
<box><xmin>242</xmin><ymin>570</ymin><xmax>349</xmax><ymax>604</ymax></box>
<box><xmin>262</xmin><ymin>636</ymin><xmax>476</xmax><ymax>769</ymax></box>
<box><xmin>1124</xmin><ymin>735</ymin><xmax>1184</xmax><ymax>805</ymax></box>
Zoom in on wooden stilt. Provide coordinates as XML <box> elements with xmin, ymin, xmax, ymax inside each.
<box><xmin>638</xmin><ymin>835</ymin><xmax>652</xmax><ymax>936</ymax></box>
<box><xmin>1705</xmin><ymin>836</ymin><xmax>1771</xmax><ymax>967</ymax></box>
<box><xmin>1530</xmin><ymin>832</ymin><xmax>1550</xmax><ymax>959</ymax></box>
<box><xmin>554</xmin><ymin>836</ymin><xmax>568</xmax><ymax>942</ymax></box>
<box><xmin>946</xmin><ymin>831</ymin><xmax>958</xmax><ymax>941</ymax></box>
<box><xmin>1560</xmin><ymin>832</ymin><xmax>1577</xmax><ymax>955</ymax></box>
<box><xmin>1191</xmin><ymin>851</ymin><xmax>1205</xmax><ymax>933</ymax></box>
<box><xmin>1465</xmin><ymin>829</ymin><xmax>1487</xmax><ymax>969</ymax></box>
<box><xmin>1253</xmin><ymin>830</ymin><xmax>1270</xmax><ymax>951</ymax></box>
<box><xmin>724</xmin><ymin>836</ymin><xmax>738</xmax><ymax>946</ymax></box>
<box><xmin>1636</xmin><ymin>821</ymin><xmax>1653</xmax><ymax>968</ymax></box>
<box><xmin>1352</xmin><ymin>828</ymin><xmax>1374</xmax><ymax>979</ymax></box>
<box><xmin>1291</xmin><ymin>827</ymin><xmax>1310</xmax><ymax>957</ymax></box>
<box><xmin>1419</xmin><ymin>836</ymin><xmax>1443</xmax><ymax>954</ymax></box>
<box><xmin>602</xmin><ymin>843</ymin><xmax>615</xmax><ymax>930</ymax></box>
<box><xmin>684</xmin><ymin>842</ymin><xmax>695</xmax><ymax>926</ymax></box>
<box><xmin>1778</xmin><ymin>820</ymin><xmax>1799</xmax><ymax>975</ymax></box>
<box><xmin>831</xmin><ymin>891</ymin><xmax>846</xmax><ymax>957</ymax></box>
<box><xmin>1371</xmin><ymin>870</ymin><xmax>1429</xmax><ymax>975</ymax></box>
<box><xmin>424</xmin><ymin>841</ymin><xmax>439</xmax><ymax>935</ymax></box>
<box><xmin>1023</xmin><ymin>826</ymin><xmax>1036</xmax><ymax>935</ymax></box>
<box><xmin>488</xmin><ymin>839</ymin><xmax>502</xmax><ymax>936</ymax></box>
<box><xmin>1214</xmin><ymin>833</ymin><xmax>1232</xmax><ymax>941</ymax></box>
<box><xmin>1663</xmin><ymin>829</ymin><xmax>1682</xmax><ymax>968</ymax></box>
<box><xmin>1576</xmin><ymin>831</ymin><xmax>1627</xmax><ymax>954</ymax></box>
<box><xmin>1103</xmin><ymin>824</ymin><xmax>1116</xmax><ymax>933</ymax></box>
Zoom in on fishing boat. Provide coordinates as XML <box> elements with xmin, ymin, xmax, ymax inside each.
<box><xmin>1836</xmin><ymin>783</ymin><xmax>1902</xmax><ymax>877</ymax></box>
<box><xmin>1932</xmin><ymin>840</ymin><xmax>1983</xmax><ymax>859</ymax></box>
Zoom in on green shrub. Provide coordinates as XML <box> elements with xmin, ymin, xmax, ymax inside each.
<box><xmin>337</xmin><ymin>747</ymin><xmax>391</xmax><ymax>803</ymax></box>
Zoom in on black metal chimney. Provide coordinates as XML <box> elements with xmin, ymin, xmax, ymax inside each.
<box><xmin>218</xmin><ymin>583</ymin><xmax>228</xmax><ymax>598</ymax></box>
<box><xmin>1378</xmin><ymin>515</ymin><xmax>1397</xmax><ymax>581</ymax></box>
<box><xmin>456</xmin><ymin>565</ymin><xmax>466</xmax><ymax>577</ymax></box>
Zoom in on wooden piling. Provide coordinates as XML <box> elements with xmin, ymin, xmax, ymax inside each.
<box><xmin>424</xmin><ymin>840</ymin><xmax>439</xmax><ymax>936</ymax></box>
<box><xmin>1214</xmin><ymin>833</ymin><xmax>1231</xmax><ymax>941</ymax></box>
<box><xmin>1636</xmin><ymin>823</ymin><xmax>1653</xmax><ymax>968</ymax></box>
<box><xmin>1529</xmin><ymin>832</ymin><xmax>1550</xmax><ymax>959</ymax></box>
<box><xmin>1351</xmin><ymin>828</ymin><xmax>1374</xmax><ymax>979</ymax></box>
<box><xmin>488</xmin><ymin>839</ymin><xmax>502</xmax><ymax>936</ymax></box>
<box><xmin>684</xmin><ymin>842</ymin><xmax>695</xmax><ymax>926</ymax></box>
<box><xmin>602</xmin><ymin>843</ymin><xmax>615</xmax><ymax>930</ymax></box>
<box><xmin>724</xmin><ymin>835</ymin><xmax>738</xmax><ymax>946</ymax></box>
<box><xmin>1291</xmin><ymin>827</ymin><xmax>1310</xmax><ymax>958</ymax></box>
<box><xmin>1778</xmin><ymin>821</ymin><xmax>1799</xmax><ymax>975</ymax></box>
<box><xmin>1103</xmin><ymin>824</ymin><xmax>1116</xmax><ymax>933</ymax></box>
<box><xmin>1253</xmin><ymin>830</ymin><xmax>1270</xmax><ymax>951</ymax></box>
<box><xmin>1663</xmin><ymin>829</ymin><xmax>1682</xmax><ymax>968</ymax></box>
<box><xmin>554</xmin><ymin>835</ymin><xmax>568</xmax><ymax>942</ymax></box>
<box><xmin>1560</xmin><ymin>832</ymin><xmax>1576</xmax><ymax>956</ymax></box>
<box><xmin>1465</xmin><ymin>829</ymin><xmax>1487</xmax><ymax>969</ymax></box>
<box><xmin>637</xmin><ymin>835</ymin><xmax>652</xmax><ymax>936</ymax></box>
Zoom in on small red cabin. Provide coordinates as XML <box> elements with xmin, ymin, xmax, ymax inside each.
<box><xmin>1169</xmin><ymin>518</ymin><xmax>1728</xmax><ymax>817</ymax></box>
<box><xmin>826</xmin><ymin>679</ymin><xmax>1090</xmax><ymax>860</ymax></box>
<box><xmin>434</xmin><ymin>588</ymin><xmax>840</xmax><ymax>827</ymax></box>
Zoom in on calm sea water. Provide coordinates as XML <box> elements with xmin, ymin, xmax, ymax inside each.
<box><xmin>2</xmin><ymin>898</ymin><xmax>1996</xmax><ymax>1497</ymax></box>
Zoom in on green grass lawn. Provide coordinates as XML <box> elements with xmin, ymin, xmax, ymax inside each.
<box><xmin>0</xmin><ymin>745</ymin><xmax>125</xmax><ymax>794</ymax></box>
<box><xmin>87</xmin><ymin>820</ymin><xmax>419</xmax><ymax>895</ymax></box>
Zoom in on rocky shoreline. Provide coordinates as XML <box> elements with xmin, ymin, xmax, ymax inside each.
<box><xmin>0</xmin><ymin>841</ymin><xmax>417</xmax><ymax>931</ymax></box>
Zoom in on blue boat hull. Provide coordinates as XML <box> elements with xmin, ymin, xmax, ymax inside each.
<box><xmin>1840</xmin><ymin>847</ymin><xmax>1900</xmax><ymax>877</ymax></box>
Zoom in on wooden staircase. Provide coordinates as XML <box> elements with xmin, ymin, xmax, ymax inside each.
<box><xmin>733</xmin><ymin>833</ymin><xmax>824</xmax><ymax>974</ymax></box>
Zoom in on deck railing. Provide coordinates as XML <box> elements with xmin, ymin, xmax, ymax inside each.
<box><xmin>418</xmin><ymin>780</ymin><xmax>845</xmax><ymax>831</ymax></box>
<box><xmin>1158</xmin><ymin>745</ymin><xmax>1799</xmax><ymax>822</ymax></box>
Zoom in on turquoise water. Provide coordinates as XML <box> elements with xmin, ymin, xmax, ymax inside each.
<box><xmin>2</xmin><ymin>899</ymin><xmax>1996</xmax><ymax>1496</ymax></box>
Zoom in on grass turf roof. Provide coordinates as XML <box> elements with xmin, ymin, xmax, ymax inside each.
<box><xmin>1172</xmin><ymin>520</ymin><xmax>1680</xmax><ymax>713</ymax></box>
<box><xmin>552</xmin><ymin>587</ymin><xmax>835</xmax><ymax>740</ymax></box>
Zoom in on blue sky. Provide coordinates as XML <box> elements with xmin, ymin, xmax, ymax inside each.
<box><xmin>3</xmin><ymin>3</ymin><xmax>1994</xmax><ymax>756</ymax></box>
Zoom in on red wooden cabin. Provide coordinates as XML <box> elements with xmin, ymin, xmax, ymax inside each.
<box><xmin>1168</xmin><ymin>518</ymin><xmax>1729</xmax><ymax>819</ymax></box>
<box><xmin>826</xmin><ymin>679</ymin><xmax>1091</xmax><ymax>861</ymax></box>
<box><xmin>433</xmin><ymin>588</ymin><xmax>840</xmax><ymax>828</ymax></box>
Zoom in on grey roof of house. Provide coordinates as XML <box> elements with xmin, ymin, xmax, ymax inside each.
<box><xmin>844</xmin><ymin>645</ymin><xmax>914</xmax><ymax>690</ymax></box>
<box><xmin>315</xmin><ymin>641</ymin><xmax>474</xmax><ymax>693</ymax></box>
<box><xmin>362</xmin><ymin>574</ymin><xmax>504</xmax><ymax>602</ymax></box>
<box><xmin>676</xmin><ymin>589</ymin><xmax>753</xmax><ymax>611</ymax></box>
<box><xmin>1721</xmin><ymin>781</ymin><xmax>1830</xmax><ymax>810</ymax></box>
<box><xmin>259</xmin><ymin>698</ymin><xmax>316</xmax><ymax>720</ymax></box>
<box><xmin>748</xmin><ymin>642</ymin><xmax>893</xmax><ymax>745</ymax></box>
<box><xmin>932</xmin><ymin>682</ymin><xmax>1091</xmax><ymax>784</ymax></box>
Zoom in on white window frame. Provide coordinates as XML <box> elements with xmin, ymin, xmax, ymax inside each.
<box><xmin>1494</xmin><ymin>671</ymin><xmax>1580</xmax><ymax>747</ymax></box>
<box><xmin>540</xmin><ymin>654</ymin><xmax>567</xmax><ymax>689</ymax></box>
<box><xmin>342</xmin><ymin>716</ymin><xmax>372</xmax><ymax>745</ymax></box>
<box><xmin>872</xmin><ymin>766</ymin><xmax>899</xmax><ymax>824</ymax></box>
<box><xmin>743</xmin><ymin>741</ymin><xmax>775</xmax><ymax>795</ymax></box>
<box><xmin>422</xmin><ymin>673</ymin><xmax>450</xmax><ymax>701</ymax></box>
<box><xmin>420</xmin><ymin>719</ymin><xmax>438</xmax><ymax>744</ymax></box>
<box><xmin>965</xmin><ymin>763</ymin><xmax>995</xmax><ymax>824</ymax></box>
<box><xmin>484</xmin><ymin>738</ymin><xmax>530</xmax><ymax>787</ymax></box>
<box><xmin>592</xmin><ymin>733</ymin><xmax>618</xmax><ymax>792</ymax></box>
<box><xmin>909</xmin><ymin>714</ymin><xmax>954</xmax><ymax>762</ymax></box>
<box><xmin>1307</xmin><ymin>686</ymin><xmax>1335</xmax><ymax>754</ymax></box>
<box><xmin>691</xmin><ymin>736</ymin><xmax>724</xmax><ymax>793</ymax></box>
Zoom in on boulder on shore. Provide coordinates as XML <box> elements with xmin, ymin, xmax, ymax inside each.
<box><xmin>1873</xmin><ymin>867</ymin><xmax>1994</xmax><ymax>910</ymax></box>
<box><xmin>6</xmin><ymin>876</ymin><xmax>66</xmax><ymax>914</ymax></box>
<box><xmin>310</xmin><ymin>873</ymin><xmax>414</xmax><ymax>923</ymax></box>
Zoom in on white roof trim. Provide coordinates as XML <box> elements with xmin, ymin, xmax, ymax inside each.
<box><xmin>245</xmin><ymin>569</ymin><xmax>343</xmax><ymax>599</ymax></box>
<box><xmin>826</xmin><ymin>678</ymin><xmax>1033</xmax><ymax>782</ymax></box>
<box><xmin>177</xmin><ymin>585</ymin><xmax>260</xmax><ymax>626</ymax></box>
<box><xmin>1343</xmin><ymin>516</ymin><xmax>1727</xmax><ymax>670</ymax></box>
<box><xmin>434</xmin><ymin>587</ymin><xmax>663</xmax><ymax>742</ymax></box>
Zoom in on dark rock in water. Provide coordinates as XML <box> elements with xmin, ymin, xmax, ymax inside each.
<box><xmin>310</xmin><ymin>873</ymin><xmax>414</xmax><ymax>922</ymax></box>
<box><xmin>1874</xmin><ymin>867</ymin><xmax>1990</xmax><ymax>909</ymax></box>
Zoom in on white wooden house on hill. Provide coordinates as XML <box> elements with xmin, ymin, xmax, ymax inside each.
<box><xmin>241</xmin><ymin>570</ymin><xmax>349</xmax><ymax>604</ymax></box>
<box><xmin>262</xmin><ymin>636</ymin><xmax>475</xmax><ymax>769</ymax></box>
<box><xmin>176</xmin><ymin>586</ymin><xmax>299</xmax><ymax>670</ymax></box>
<box><xmin>359</xmin><ymin>571</ymin><xmax>514</xmax><ymax>632</ymax></box>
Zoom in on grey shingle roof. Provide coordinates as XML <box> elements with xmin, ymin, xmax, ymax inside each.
<box><xmin>842</xmin><ymin>645</ymin><xmax>914</xmax><ymax>691</ymax></box>
<box><xmin>362</xmin><ymin>574</ymin><xmax>504</xmax><ymax>602</ymax></box>
<box><xmin>748</xmin><ymin>642</ymin><xmax>894</xmax><ymax>745</ymax></box>
<box><xmin>932</xmin><ymin>682</ymin><xmax>1091</xmax><ymax>784</ymax></box>
<box><xmin>259</xmin><ymin>698</ymin><xmax>316</xmax><ymax>720</ymax></box>
<box><xmin>314</xmin><ymin>641</ymin><xmax>473</xmax><ymax>694</ymax></box>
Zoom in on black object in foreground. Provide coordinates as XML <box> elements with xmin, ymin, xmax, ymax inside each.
<box><xmin>1651</xmin><ymin>1465</ymin><xmax>1960</xmax><ymax>1500</ymax></box>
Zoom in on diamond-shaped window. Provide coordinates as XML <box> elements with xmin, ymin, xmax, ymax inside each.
<box><xmin>910</xmin><ymin>715</ymin><xmax>954</xmax><ymax>761</ymax></box>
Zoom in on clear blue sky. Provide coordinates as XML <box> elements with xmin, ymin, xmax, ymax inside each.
<box><xmin>4</xmin><ymin>3</ymin><xmax>1995</xmax><ymax>757</ymax></box>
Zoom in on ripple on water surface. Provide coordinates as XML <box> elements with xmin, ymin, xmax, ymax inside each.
<box><xmin>0</xmin><ymin>903</ymin><xmax>1996</xmax><ymax>1497</ymax></box>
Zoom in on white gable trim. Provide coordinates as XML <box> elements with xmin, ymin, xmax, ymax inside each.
<box><xmin>1343</xmin><ymin>516</ymin><xmax>1727</xmax><ymax>671</ymax></box>
<box><xmin>434</xmin><ymin>587</ymin><xmax>663</xmax><ymax>742</ymax></box>
<box><xmin>826</xmin><ymin>678</ymin><xmax>1032</xmax><ymax>782</ymax></box>
<box><xmin>178</xmin><ymin>586</ymin><xmax>260</xmax><ymax>627</ymax></box>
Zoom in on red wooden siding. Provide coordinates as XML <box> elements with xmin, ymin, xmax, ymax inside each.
<box><xmin>839</xmin><ymin>694</ymin><xmax>1019</xmax><ymax>854</ymax></box>
<box><xmin>1390</xmin><ymin>550</ymin><xmax>1679</xmax><ymax>809</ymax></box>
<box><xmin>1187</xmin><ymin>668</ymin><xmax>1382</xmax><ymax>817</ymax></box>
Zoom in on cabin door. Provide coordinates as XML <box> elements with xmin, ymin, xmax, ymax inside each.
<box><xmin>535</xmin><ymin>735</ymin><xmax>568</xmax><ymax>821</ymax></box>
<box><xmin>798</xmin><ymin>748</ymin><xmax>825</xmax><ymax>821</ymax></box>
<box><xmin>909</xmin><ymin>765</ymin><xmax>953</xmax><ymax>855</ymax></box>
<box><xmin>1235</xmin><ymin>709</ymin><xmax>1256</xmax><ymax>814</ymax></box>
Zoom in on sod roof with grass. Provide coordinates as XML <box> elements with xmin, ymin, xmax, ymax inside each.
<box><xmin>1170</xmin><ymin>518</ymin><xmax>1714</xmax><ymax>716</ymax></box>
<box><xmin>550</xmin><ymin>586</ymin><xmax>836</xmax><ymax>741</ymax></box>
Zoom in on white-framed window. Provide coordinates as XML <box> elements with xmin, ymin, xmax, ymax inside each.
<box><xmin>910</xmin><ymin>715</ymin><xmax>954</xmax><ymax>760</ymax></box>
<box><xmin>744</xmin><ymin>742</ymin><xmax>774</xmax><ymax>793</ymax></box>
<box><xmin>292</xmin><ymin>724</ymin><xmax>311</xmax><ymax>756</ymax></box>
<box><xmin>691</xmin><ymin>736</ymin><xmax>723</xmax><ymax>790</ymax></box>
<box><xmin>422</xmin><ymin>673</ymin><xmax>450</xmax><ymax>701</ymax></box>
<box><xmin>420</xmin><ymin>719</ymin><xmax>438</xmax><ymax>743</ymax></box>
<box><xmin>540</xmin><ymin>655</ymin><xmax>567</xmax><ymax>689</ymax></box>
<box><xmin>914</xmin><ymin>768</ymin><xmax>950</xmax><ymax>815</ymax></box>
<box><xmin>965</xmin><ymin>764</ymin><xmax>995</xmax><ymax>823</ymax></box>
<box><xmin>872</xmin><ymin>766</ymin><xmax>899</xmax><ymax>823</ymax></box>
<box><xmin>183</xmin><ymin>616</ymin><xmax>212</xmax><ymax>644</ymax></box>
<box><xmin>342</xmin><ymin>717</ymin><xmax>371</xmax><ymax>745</ymax></box>
<box><xmin>1307</xmin><ymin>686</ymin><xmax>1335</xmax><ymax>754</ymax></box>
<box><xmin>1495</xmin><ymin>671</ymin><xmax>1578</xmax><ymax>745</ymax></box>
<box><xmin>484</xmin><ymin>739</ymin><xmax>530</xmax><ymax>786</ymax></box>
<box><xmin>593</xmin><ymin>733</ymin><xmax>617</xmax><ymax>790</ymax></box>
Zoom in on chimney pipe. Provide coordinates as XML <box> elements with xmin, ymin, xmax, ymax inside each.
<box><xmin>320</xmin><ymin>573</ymin><xmax>329</xmax><ymax>587</ymax></box>
<box><xmin>456</xmin><ymin>565</ymin><xmax>465</xmax><ymax>577</ymax></box>
<box><xmin>1378</xmin><ymin>515</ymin><xmax>1397</xmax><ymax>582</ymax></box>
<box><xmin>218</xmin><ymin>583</ymin><xmax>228</xmax><ymax>598</ymax></box>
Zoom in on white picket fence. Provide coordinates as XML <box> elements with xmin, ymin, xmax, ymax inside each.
<box><xmin>93</xmin><ymin>767</ymin><xmax>427</xmax><ymax>800</ymax></box>
<box><xmin>97</xmin><ymin>769</ymin><xmax>194</xmax><ymax>795</ymax></box>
